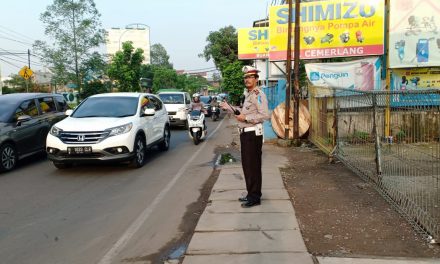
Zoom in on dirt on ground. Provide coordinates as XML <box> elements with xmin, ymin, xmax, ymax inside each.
<box><xmin>280</xmin><ymin>143</ymin><xmax>440</xmax><ymax>258</ymax></box>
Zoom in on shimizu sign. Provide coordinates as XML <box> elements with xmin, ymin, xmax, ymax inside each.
<box><xmin>269</xmin><ymin>0</ymin><xmax>385</xmax><ymax>61</ymax></box>
<box><xmin>238</xmin><ymin>27</ymin><xmax>269</xmax><ymax>59</ymax></box>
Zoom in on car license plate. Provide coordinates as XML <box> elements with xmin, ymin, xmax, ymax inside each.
<box><xmin>67</xmin><ymin>146</ymin><xmax>92</xmax><ymax>155</ymax></box>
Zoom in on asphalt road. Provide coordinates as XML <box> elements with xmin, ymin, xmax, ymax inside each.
<box><xmin>0</xmin><ymin>115</ymin><xmax>230</xmax><ymax>264</ymax></box>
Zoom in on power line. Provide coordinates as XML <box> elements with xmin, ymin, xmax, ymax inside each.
<box><xmin>0</xmin><ymin>57</ymin><xmax>21</xmax><ymax>69</ymax></box>
<box><xmin>0</xmin><ymin>54</ymin><xmax>44</xmax><ymax>67</ymax></box>
<box><xmin>184</xmin><ymin>66</ymin><xmax>217</xmax><ymax>72</ymax></box>
<box><xmin>0</xmin><ymin>25</ymin><xmax>35</xmax><ymax>42</ymax></box>
<box><xmin>0</xmin><ymin>34</ymin><xmax>33</xmax><ymax>46</ymax></box>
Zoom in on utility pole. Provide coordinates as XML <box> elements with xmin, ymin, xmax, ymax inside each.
<box><xmin>293</xmin><ymin>0</ymin><xmax>301</xmax><ymax>139</ymax></box>
<box><xmin>284</xmin><ymin>0</ymin><xmax>293</xmax><ymax>139</ymax></box>
<box><xmin>25</xmin><ymin>49</ymin><xmax>31</xmax><ymax>93</ymax></box>
<box><xmin>28</xmin><ymin>49</ymin><xmax>31</xmax><ymax>69</ymax></box>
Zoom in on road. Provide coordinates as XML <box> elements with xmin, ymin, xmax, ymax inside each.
<box><xmin>0</xmin><ymin>115</ymin><xmax>231</xmax><ymax>264</ymax></box>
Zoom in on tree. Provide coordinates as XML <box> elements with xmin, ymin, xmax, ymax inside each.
<box><xmin>80</xmin><ymin>52</ymin><xmax>107</xmax><ymax>82</ymax></box>
<box><xmin>108</xmin><ymin>41</ymin><xmax>144</xmax><ymax>92</ymax></box>
<box><xmin>33</xmin><ymin>0</ymin><xmax>105</xmax><ymax>92</ymax></box>
<box><xmin>81</xmin><ymin>80</ymin><xmax>108</xmax><ymax>98</ymax></box>
<box><xmin>200</xmin><ymin>26</ymin><xmax>242</xmax><ymax>73</ymax></box>
<box><xmin>222</xmin><ymin>61</ymin><xmax>245</xmax><ymax>104</ymax></box>
<box><xmin>151</xmin><ymin>67</ymin><xmax>178</xmax><ymax>93</ymax></box>
<box><xmin>151</xmin><ymin>43</ymin><xmax>173</xmax><ymax>68</ymax></box>
<box><xmin>3</xmin><ymin>74</ymin><xmax>32</xmax><ymax>93</ymax></box>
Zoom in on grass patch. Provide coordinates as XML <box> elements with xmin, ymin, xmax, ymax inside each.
<box><xmin>219</xmin><ymin>153</ymin><xmax>236</xmax><ymax>164</ymax></box>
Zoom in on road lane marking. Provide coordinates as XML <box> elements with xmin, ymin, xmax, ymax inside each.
<box><xmin>98</xmin><ymin>118</ymin><xmax>225</xmax><ymax>264</ymax></box>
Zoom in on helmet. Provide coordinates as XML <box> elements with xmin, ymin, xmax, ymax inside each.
<box><xmin>193</xmin><ymin>93</ymin><xmax>200</xmax><ymax>98</ymax></box>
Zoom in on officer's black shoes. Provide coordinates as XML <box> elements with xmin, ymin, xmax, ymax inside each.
<box><xmin>238</xmin><ymin>196</ymin><xmax>248</xmax><ymax>202</ymax></box>
<box><xmin>241</xmin><ymin>200</ymin><xmax>261</xmax><ymax>208</ymax></box>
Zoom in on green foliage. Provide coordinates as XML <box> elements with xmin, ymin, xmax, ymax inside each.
<box><xmin>81</xmin><ymin>81</ymin><xmax>108</xmax><ymax>98</ymax></box>
<box><xmin>200</xmin><ymin>26</ymin><xmax>242</xmax><ymax>73</ymax></box>
<box><xmin>33</xmin><ymin>0</ymin><xmax>105</xmax><ymax>90</ymax></box>
<box><xmin>219</xmin><ymin>153</ymin><xmax>236</xmax><ymax>165</ymax></box>
<box><xmin>3</xmin><ymin>74</ymin><xmax>33</xmax><ymax>92</ymax></box>
<box><xmin>395</xmin><ymin>130</ymin><xmax>407</xmax><ymax>142</ymax></box>
<box><xmin>108</xmin><ymin>41</ymin><xmax>144</xmax><ymax>92</ymax></box>
<box><xmin>222</xmin><ymin>61</ymin><xmax>245</xmax><ymax>104</ymax></box>
<box><xmin>151</xmin><ymin>67</ymin><xmax>178</xmax><ymax>93</ymax></box>
<box><xmin>353</xmin><ymin>130</ymin><xmax>370</xmax><ymax>141</ymax></box>
<box><xmin>151</xmin><ymin>43</ymin><xmax>173</xmax><ymax>68</ymax></box>
<box><xmin>80</xmin><ymin>52</ymin><xmax>107</xmax><ymax>82</ymax></box>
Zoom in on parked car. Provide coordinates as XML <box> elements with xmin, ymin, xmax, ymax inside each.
<box><xmin>157</xmin><ymin>91</ymin><xmax>191</xmax><ymax>127</ymax></box>
<box><xmin>199</xmin><ymin>95</ymin><xmax>212</xmax><ymax>117</ymax></box>
<box><xmin>46</xmin><ymin>93</ymin><xmax>170</xmax><ymax>169</ymax></box>
<box><xmin>0</xmin><ymin>93</ymin><xmax>68</xmax><ymax>172</ymax></box>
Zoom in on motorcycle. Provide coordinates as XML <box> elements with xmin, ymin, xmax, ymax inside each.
<box><xmin>187</xmin><ymin>110</ymin><xmax>207</xmax><ymax>145</ymax></box>
<box><xmin>211</xmin><ymin>105</ymin><xmax>220</xmax><ymax>121</ymax></box>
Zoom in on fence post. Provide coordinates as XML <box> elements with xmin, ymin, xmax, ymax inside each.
<box><xmin>372</xmin><ymin>93</ymin><xmax>382</xmax><ymax>179</ymax></box>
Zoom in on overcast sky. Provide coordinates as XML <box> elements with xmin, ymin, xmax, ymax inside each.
<box><xmin>0</xmin><ymin>0</ymin><xmax>270</xmax><ymax>78</ymax></box>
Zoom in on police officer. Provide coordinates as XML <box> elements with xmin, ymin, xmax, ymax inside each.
<box><xmin>222</xmin><ymin>66</ymin><xmax>270</xmax><ymax>208</ymax></box>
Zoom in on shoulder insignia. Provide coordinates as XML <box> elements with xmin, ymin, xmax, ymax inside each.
<box><xmin>253</xmin><ymin>89</ymin><xmax>260</xmax><ymax>95</ymax></box>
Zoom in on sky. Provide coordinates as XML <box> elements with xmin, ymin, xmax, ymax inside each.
<box><xmin>0</xmin><ymin>0</ymin><xmax>271</xmax><ymax>79</ymax></box>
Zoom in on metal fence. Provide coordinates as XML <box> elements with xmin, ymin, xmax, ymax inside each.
<box><xmin>309</xmin><ymin>86</ymin><xmax>440</xmax><ymax>242</ymax></box>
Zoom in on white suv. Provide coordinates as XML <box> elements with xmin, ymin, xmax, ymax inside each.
<box><xmin>46</xmin><ymin>93</ymin><xmax>170</xmax><ymax>169</ymax></box>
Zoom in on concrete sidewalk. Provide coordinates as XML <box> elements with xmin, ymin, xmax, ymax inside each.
<box><xmin>181</xmin><ymin>118</ymin><xmax>438</xmax><ymax>264</ymax></box>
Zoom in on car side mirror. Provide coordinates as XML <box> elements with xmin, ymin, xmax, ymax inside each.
<box><xmin>143</xmin><ymin>108</ymin><xmax>155</xmax><ymax>116</ymax></box>
<box><xmin>65</xmin><ymin>109</ymin><xmax>73</xmax><ymax>116</ymax></box>
<box><xmin>16</xmin><ymin>115</ymin><xmax>32</xmax><ymax>126</ymax></box>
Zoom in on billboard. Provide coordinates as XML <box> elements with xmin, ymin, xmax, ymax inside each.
<box><xmin>390</xmin><ymin>68</ymin><xmax>440</xmax><ymax>106</ymax></box>
<box><xmin>305</xmin><ymin>57</ymin><xmax>382</xmax><ymax>90</ymax></box>
<box><xmin>391</xmin><ymin>68</ymin><xmax>440</xmax><ymax>90</ymax></box>
<box><xmin>389</xmin><ymin>0</ymin><xmax>440</xmax><ymax>68</ymax></box>
<box><xmin>269</xmin><ymin>0</ymin><xmax>385</xmax><ymax>61</ymax></box>
<box><xmin>238</xmin><ymin>27</ymin><xmax>269</xmax><ymax>60</ymax></box>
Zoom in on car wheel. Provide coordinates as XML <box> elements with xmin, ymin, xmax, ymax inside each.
<box><xmin>158</xmin><ymin>126</ymin><xmax>171</xmax><ymax>151</ymax></box>
<box><xmin>131</xmin><ymin>135</ymin><xmax>146</xmax><ymax>168</ymax></box>
<box><xmin>0</xmin><ymin>143</ymin><xmax>17</xmax><ymax>172</ymax></box>
<box><xmin>53</xmin><ymin>162</ymin><xmax>72</xmax><ymax>169</ymax></box>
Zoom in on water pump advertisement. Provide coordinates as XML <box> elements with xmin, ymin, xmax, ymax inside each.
<box><xmin>389</xmin><ymin>0</ymin><xmax>440</xmax><ymax>68</ymax></box>
<box><xmin>269</xmin><ymin>0</ymin><xmax>384</xmax><ymax>61</ymax></box>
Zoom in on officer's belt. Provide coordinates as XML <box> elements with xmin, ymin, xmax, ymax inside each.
<box><xmin>238</xmin><ymin>126</ymin><xmax>256</xmax><ymax>134</ymax></box>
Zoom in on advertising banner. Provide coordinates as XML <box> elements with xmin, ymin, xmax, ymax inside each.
<box><xmin>389</xmin><ymin>0</ymin><xmax>440</xmax><ymax>68</ymax></box>
<box><xmin>269</xmin><ymin>0</ymin><xmax>385</xmax><ymax>61</ymax></box>
<box><xmin>390</xmin><ymin>68</ymin><xmax>440</xmax><ymax>106</ymax></box>
<box><xmin>305</xmin><ymin>57</ymin><xmax>382</xmax><ymax>90</ymax></box>
<box><xmin>238</xmin><ymin>27</ymin><xmax>269</xmax><ymax>59</ymax></box>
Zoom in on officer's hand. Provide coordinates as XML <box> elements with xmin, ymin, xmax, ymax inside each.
<box><xmin>235</xmin><ymin>114</ymin><xmax>246</xmax><ymax>122</ymax></box>
<box><xmin>219</xmin><ymin>102</ymin><xmax>228</xmax><ymax>110</ymax></box>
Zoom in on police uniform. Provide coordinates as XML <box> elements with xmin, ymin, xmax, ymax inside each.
<box><xmin>238</xmin><ymin>67</ymin><xmax>270</xmax><ymax>207</ymax></box>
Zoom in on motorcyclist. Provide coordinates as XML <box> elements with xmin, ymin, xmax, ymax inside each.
<box><xmin>189</xmin><ymin>93</ymin><xmax>206</xmax><ymax>113</ymax></box>
<box><xmin>189</xmin><ymin>93</ymin><xmax>207</xmax><ymax>130</ymax></box>
<box><xmin>210</xmin><ymin>96</ymin><xmax>220</xmax><ymax>116</ymax></box>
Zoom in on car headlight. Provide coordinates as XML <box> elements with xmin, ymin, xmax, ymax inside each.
<box><xmin>107</xmin><ymin>123</ymin><xmax>133</xmax><ymax>137</ymax></box>
<box><xmin>50</xmin><ymin>126</ymin><xmax>63</xmax><ymax>136</ymax></box>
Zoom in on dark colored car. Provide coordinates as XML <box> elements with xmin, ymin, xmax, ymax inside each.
<box><xmin>0</xmin><ymin>93</ymin><xmax>68</xmax><ymax>172</ymax></box>
<box><xmin>199</xmin><ymin>96</ymin><xmax>212</xmax><ymax>117</ymax></box>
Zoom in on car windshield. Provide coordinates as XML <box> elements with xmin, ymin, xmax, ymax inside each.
<box><xmin>71</xmin><ymin>97</ymin><xmax>138</xmax><ymax>118</ymax></box>
<box><xmin>200</xmin><ymin>96</ymin><xmax>211</xmax><ymax>104</ymax></box>
<box><xmin>158</xmin><ymin>94</ymin><xmax>184</xmax><ymax>104</ymax></box>
<box><xmin>0</xmin><ymin>100</ymin><xmax>17</xmax><ymax>123</ymax></box>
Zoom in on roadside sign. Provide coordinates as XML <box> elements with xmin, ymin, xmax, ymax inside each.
<box><xmin>19</xmin><ymin>66</ymin><xmax>33</xmax><ymax>80</ymax></box>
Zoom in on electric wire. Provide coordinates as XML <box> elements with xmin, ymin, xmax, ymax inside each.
<box><xmin>0</xmin><ymin>57</ymin><xmax>21</xmax><ymax>69</ymax></box>
<box><xmin>0</xmin><ymin>25</ymin><xmax>35</xmax><ymax>42</ymax></box>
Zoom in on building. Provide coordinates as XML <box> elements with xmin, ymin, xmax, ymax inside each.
<box><xmin>106</xmin><ymin>25</ymin><xmax>151</xmax><ymax>64</ymax></box>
